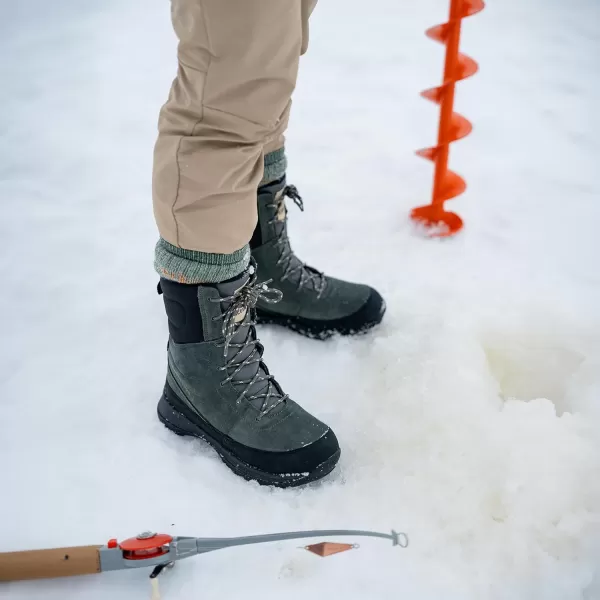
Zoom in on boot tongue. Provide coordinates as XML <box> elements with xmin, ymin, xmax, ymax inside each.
<box><xmin>214</xmin><ymin>272</ymin><xmax>279</xmax><ymax>409</ymax></box>
<box><xmin>215</xmin><ymin>271</ymin><xmax>251</xmax><ymax>299</ymax></box>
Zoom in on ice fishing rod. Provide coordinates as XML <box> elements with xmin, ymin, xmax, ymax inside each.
<box><xmin>0</xmin><ymin>528</ymin><xmax>408</xmax><ymax>593</ymax></box>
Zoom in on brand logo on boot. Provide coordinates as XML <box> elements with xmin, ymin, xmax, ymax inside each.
<box><xmin>232</xmin><ymin>306</ymin><xmax>247</xmax><ymax>323</ymax></box>
<box><xmin>275</xmin><ymin>190</ymin><xmax>286</xmax><ymax>222</ymax></box>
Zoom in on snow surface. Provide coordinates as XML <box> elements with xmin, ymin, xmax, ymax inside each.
<box><xmin>1</xmin><ymin>0</ymin><xmax>600</xmax><ymax>598</ymax></box>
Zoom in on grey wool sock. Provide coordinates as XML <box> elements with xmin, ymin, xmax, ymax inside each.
<box><xmin>261</xmin><ymin>148</ymin><xmax>287</xmax><ymax>186</ymax></box>
<box><xmin>154</xmin><ymin>239</ymin><xmax>250</xmax><ymax>284</ymax></box>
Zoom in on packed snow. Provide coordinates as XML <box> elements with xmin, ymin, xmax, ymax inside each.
<box><xmin>1</xmin><ymin>0</ymin><xmax>599</xmax><ymax>599</ymax></box>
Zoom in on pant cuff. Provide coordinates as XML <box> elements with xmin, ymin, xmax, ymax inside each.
<box><xmin>261</xmin><ymin>147</ymin><xmax>287</xmax><ymax>186</ymax></box>
<box><xmin>155</xmin><ymin>238</ymin><xmax>250</xmax><ymax>284</ymax></box>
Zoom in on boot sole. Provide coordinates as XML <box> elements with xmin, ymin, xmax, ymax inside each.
<box><xmin>255</xmin><ymin>289</ymin><xmax>386</xmax><ymax>340</ymax></box>
<box><xmin>255</xmin><ymin>309</ymin><xmax>383</xmax><ymax>340</ymax></box>
<box><xmin>157</xmin><ymin>386</ymin><xmax>340</xmax><ymax>488</ymax></box>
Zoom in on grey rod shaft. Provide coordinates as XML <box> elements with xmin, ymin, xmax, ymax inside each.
<box><xmin>195</xmin><ymin>530</ymin><xmax>408</xmax><ymax>554</ymax></box>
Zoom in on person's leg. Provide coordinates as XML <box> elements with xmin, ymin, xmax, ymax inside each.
<box><xmin>152</xmin><ymin>0</ymin><xmax>340</xmax><ymax>487</ymax></box>
<box><xmin>250</xmin><ymin>0</ymin><xmax>386</xmax><ymax>339</ymax></box>
<box><xmin>153</xmin><ymin>0</ymin><xmax>304</xmax><ymax>282</ymax></box>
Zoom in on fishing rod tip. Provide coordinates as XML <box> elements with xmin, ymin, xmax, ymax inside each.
<box><xmin>391</xmin><ymin>530</ymin><xmax>409</xmax><ymax>548</ymax></box>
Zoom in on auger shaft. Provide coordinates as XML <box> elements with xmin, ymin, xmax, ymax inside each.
<box><xmin>434</xmin><ymin>0</ymin><xmax>463</xmax><ymax>205</ymax></box>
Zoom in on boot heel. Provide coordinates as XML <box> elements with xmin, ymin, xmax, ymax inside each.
<box><xmin>157</xmin><ymin>388</ymin><xmax>197</xmax><ymax>437</ymax></box>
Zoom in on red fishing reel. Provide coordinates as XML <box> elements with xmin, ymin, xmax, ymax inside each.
<box><xmin>107</xmin><ymin>532</ymin><xmax>173</xmax><ymax>561</ymax></box>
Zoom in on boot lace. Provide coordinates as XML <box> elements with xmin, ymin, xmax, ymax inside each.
<box><xmin>267</xmin><ymin>184</ymin><xmax>327</xmax><ymax>299</ymax></box>
<box><xmin>210</xmin><ymin>265</ymin><xmax>287</xmax><ymax>420</ymax></box>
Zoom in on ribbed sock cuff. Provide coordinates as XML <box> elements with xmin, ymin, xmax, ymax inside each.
<box><xmin>261</xmin><ymin>148</ymin><xmax>287</xmax><ymax>186</ymax></box>
<box><xmin>154</xmin><ymin>239</ymin><xmax>250</xmax><ymax>284</ymax></box>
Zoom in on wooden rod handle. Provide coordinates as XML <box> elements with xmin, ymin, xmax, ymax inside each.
<box><xmin>0</xmin><ymin>545</ymin><xmax>102</xmax><ymax>582</ymax></box>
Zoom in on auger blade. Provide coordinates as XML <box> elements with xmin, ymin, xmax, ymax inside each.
<box><xmin>438</xmin><ymin>170</ymin><xmax>467</xmax><ymax>201</ymax></box>
<box><xmin>420</xmin><ymin>85</ymin><xmax>445</xmax><ymax>104</ymax></box>
<box><xmin>425</xmin><ymin>23</ymin><xmax>450</xmax><ymax>44</ymax></box>
<box><xmin>441</xmin><ymin>112</ymin><xmax>473</xmax><ymax>144</ymax></box>
<box><xmin>455</xmin><ymin>53</ymin><xmax>479</xmax><ymax>81</ymax></box>
<box><xmin>411</xmin><ymin>205</ymin><xmax>464</xmax><ymax>237</ymax></box>
<box><xmin>461</xmin><ymin>0</ymin><xmax>485</xmax><ymax>18</ymax></box>
<box><xmin>415</xmin><ymin>147</ymin><xmax>439</xmax><ymax>161</ymax></box>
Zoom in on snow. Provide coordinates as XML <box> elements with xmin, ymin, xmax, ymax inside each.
<box><xmin>1</xmin><ymin>0</ymin><xmax>599</xmax><ymax>598</ymax></box>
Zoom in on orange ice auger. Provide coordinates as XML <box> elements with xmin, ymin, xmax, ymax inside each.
<box><xmin>411</xmin><ymin>0</ymin><xmax>484</xmax><ymax>236</ymax></box>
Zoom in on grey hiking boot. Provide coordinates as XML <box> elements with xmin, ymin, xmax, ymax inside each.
<box><xmin>251</xmin><ymin>178</ymin><xmax>386</xmax><ymax>339</ymax></box>
<box><xmin>157</xmin><ymin>264</ymin><xmax>340</xmax><ymax>487</ymax></box>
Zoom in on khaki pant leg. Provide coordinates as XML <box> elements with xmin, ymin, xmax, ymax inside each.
<box><xmin>153</xmin><ymin>0</ymin><xmax>304</xmax><ymax>253</ymax></box>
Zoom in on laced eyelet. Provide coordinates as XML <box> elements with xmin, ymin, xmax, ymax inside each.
<box><xmin>210</xmin><ymin>260</ymin><xmax>287</xmax><ymax>417</ymax></box>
